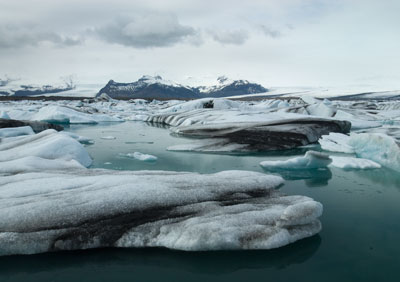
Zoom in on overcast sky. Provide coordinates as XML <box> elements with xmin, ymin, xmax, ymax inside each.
<box><xmin>1</xmin><ymin>0</ymin><xmax>399</xmax><ymax>87</ymax></box>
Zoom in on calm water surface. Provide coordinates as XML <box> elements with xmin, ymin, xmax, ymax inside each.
<box><xmin>1</xmin><ymin>121</ymin><xmax>399</xmax><ymax>281</ymax></box>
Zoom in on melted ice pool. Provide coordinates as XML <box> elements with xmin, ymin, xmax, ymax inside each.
<box><xmin>1</xmin><ymin>121</ymin><xmax>399</xmax><ymax>282</ymax></box>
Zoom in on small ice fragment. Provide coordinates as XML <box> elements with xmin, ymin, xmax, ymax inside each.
<box><xmin>101</xmin><ymin>136</ymin><xmax>116</xmax><ymax>140</ymax></box>
<box><xmin>124</xmin><ymin>152</ymin><xmax>158</xmax><ymax>162</ymax></box>
<box><xmin>260</xmin><ymin>151</ymin><xmax>332</xmax><ymax>170</ymax></box>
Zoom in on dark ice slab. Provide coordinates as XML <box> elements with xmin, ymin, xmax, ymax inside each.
<box><xmin>0</xmin><ymin>118</ymin><xmax>63</xmax><ymax>133</ymax></box>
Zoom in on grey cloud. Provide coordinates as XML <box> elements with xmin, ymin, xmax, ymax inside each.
<box><xmin>259</xmin><ymin>25</ymin><xmax>281</xmax><ymax>38</ymax></box>
<box><xmin>209</xmin><ymin>29</ymin><xmax>249</xmax><ymax>45</ymax></box>
<box><xmin>0</xmin><ymin>25</ymin><xmax>83</xmax><ymax>48</ymax></box>
<box><xmin>93</xmin><ymin>13</ymin><xmax>197</xmax><ymax>48</ymax></box>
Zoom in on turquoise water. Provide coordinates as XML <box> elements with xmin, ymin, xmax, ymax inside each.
<box><xmin>1</xmin><ymin>121</ymin><xmax>399</xmax><ymax>281</ymax></box>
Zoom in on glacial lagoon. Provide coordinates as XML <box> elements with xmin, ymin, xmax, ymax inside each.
<box><xmin>1</xmin><ymin>121</ymin><xmax>398</xmax><ymax>281</ymax></box>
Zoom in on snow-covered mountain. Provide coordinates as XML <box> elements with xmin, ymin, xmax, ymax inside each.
<box><xmin>97</xmin><ymin>75</ymin><xmax>197</xmax><ymax>99</ymax></box>
<box><xmin>195</xmin><ymin>76</ymin><xmax>268</xmax><ymax>97</ymax></box>
<box><xmin>97</xmin><ymin>75</ymin><xmax>268</xmax><ymax>99</ymax></box>
<box><xmin>0</xmin><ymin>78</ymin><xmax>75</xmax><ymax>97</ymax></box>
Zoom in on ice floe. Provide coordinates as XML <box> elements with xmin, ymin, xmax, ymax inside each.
<box><xmin>319</xmin><ymin>132</ymin><xmax>400</xmax><ymax>172</ymax></box>
<box><xmin>32</xmin><ymin>105</ymin><xmax>123</xmax><ymax>124</ymax></box>
<box><xmin>330</xmin><ymin>156</ymin><xmax>381</xmax><ymax>170</ymax></box>
<box><xmin>0</xmin><ymin>129</ymin><xmax>92</xmax><ymax>168</ymax></box>
<box><xmin>260</xmin><ymin>151</ymin><xmax>332</xmax><ymax>170</ymax></box>
<box><xmin>101</xmin><ymin>136</ymin><xmax>116</xmax><ymax>140</ymax></box>
<box><xmin>0</xmin><ymin>170</ymin><xmax>324</xmax><ymax>255</ymax></box>
<box><xmin>122</xmin><ymin>152</ymin><xmax>158</xmax><ymax>162</ymax></box>
<box><xmin>0</xmin><ymin>126</ymin><xmax>34</xmax><ymax>138</ymax></box>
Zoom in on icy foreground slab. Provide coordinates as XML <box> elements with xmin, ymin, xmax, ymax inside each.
<box><xmin>0</xmin><ymin>170</ymin><xmax>323</xmax><ymax>255</ymax></box>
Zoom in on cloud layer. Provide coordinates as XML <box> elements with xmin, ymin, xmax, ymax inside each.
<box><xmin>93</xmin><ymin>13</ymin><xmax>197</xmax><ymax>48</ymax></box>
<box><xmin>0</xmin><ymin>25</ymin><xmax>82</xmax><ymax>48</ymax></box>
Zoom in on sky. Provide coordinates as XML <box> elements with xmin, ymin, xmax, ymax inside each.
<box><xmin>0</xmin><ymin>0</ymin><xmax>399</xmax><ymax>88</ymax></box>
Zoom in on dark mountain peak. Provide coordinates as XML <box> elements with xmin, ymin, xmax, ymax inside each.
<box><xmin>97</xmin><ymin>75</ymin><xmax>268</xmax><ymax>99</ymax></box>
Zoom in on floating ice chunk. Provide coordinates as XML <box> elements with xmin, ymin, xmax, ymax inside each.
<box><xmin>160</xmin><ymin>98</ymin><xmax>241</xmax><ymax>113</ymax></box>
<box><xmin>0</xmin><ymin>169</ymin><xmax>324</xmax><ymax>255</ymax></box>
<box><xmin>0</xmin><ymin>156</ymin><xmax>85</xmax><ymax>174</ymax></box>
<box><xmin>123</xmin><ymin>152</ymin><xmax>158</xmax><ymax>162</ymax></box>
<box><xmin>307</xmin><ymin>102</ymin><xmax>336</xmax><ymax>117</ymax></box>
<box><xmin>101</xmin><ymin>136</ymin><xmax>116</xmax><ymax>140</ymax></box>
<box><xmin>301</xmin><ymin>95</ymin><xmax>319</xmax><ymax>105</ymax></box>
<box><xmin>334</xmin><ymin>110</ymin><xmax>381</xmax><ymax>130</ymax></box>
<box><xmin>0</xmin><ymin>126</ymin><xmax>34</xmax><ymax>138</ymax></box>
<box><xmin>349</xmin><ymin>133</ymin><xmax>400</xmax><ymax>172</ymax></box>
<box><xmin>32</xmin><ymin>106</ymin><xmax>122</xmax><ymax>124</ymax></box>
<box><xmin>320</xmin><ymin>132</ymin><xmax>400</xmax><ymax>172</ymax></box>
<box><xmin>330</xmin><ymin>156</ymin><xmax>381</xmax><ymax>170</ymax></box>
<box><xmin>319</xmin><ymin>133</ymin><xmax>354</xmax><ymax>153</ymax></box>
<box><xmin>0</xmin><ymin>111</ymin><xmax>10</xmax><ymax>119</ymax></box>
<box><xmin>0</xmin><ymin>129</ymin><xmax>92</xmax><ymax>167</ymax></box>
<box><xmin>60</xmin><ymin>131</ymin><xmax>94</xmax><ymax>144</ymax></box>
<box><xmin>260</xmin><ymin>151</ymin><xmax>332</xmax><ymax>170</ymax></box>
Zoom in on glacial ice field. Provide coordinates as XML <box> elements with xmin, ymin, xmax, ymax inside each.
<box><xmin>1</xmin><ymin>95</ymin><xmax>400</xmax><ymax>281</ymax></box>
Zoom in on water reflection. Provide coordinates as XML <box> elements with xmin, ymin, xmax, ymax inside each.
<box><xmin>0</xmin><ymin>236</ymin><xmax>321</xmax><ymax>280</ymax></box>
<box><xmin>262</xmin><ymin>168</ymin><xmax>332</xmax><ymax>187</ymax></box>
<box><xmin>354</xmin><ymin>168</ymin><xmax>400</xmax><ymax>189</ymax></box>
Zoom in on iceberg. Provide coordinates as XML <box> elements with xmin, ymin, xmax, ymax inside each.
<box><xmin>349</xmin><ymin>133</ymin><xmax>400</xmax><ymax>172</ymax></box>
<box><xmin>32</xmin><ymin>105</ymin><xmax>122</xmax><ymax>124</ymax></box>
<box><xmin>168</xmin><ymin>118</ymin><xmax>350</xmax><ymax>152</ymax></box>
<box><xmin>0</xmin><ymin>129</ymin><xmax>92</xmax><ymax>168</ymax></box>
<box><xmin>319</xmin><ymin>132</ymin><xmax>400</xmax><ymax>172</ymax></box>
<box><xmin>260</xmin><ymin>151</ymin><xmax>332</xmax><ymax>170</ymax></box>
<box><xmin>101</xmin><ymin>136</ymin><xmax>116</xmax><ymax>140</ymax></box>
<box><xmin>122</xmin><ymin>152</ymin><xmax>158</xmax><ymax>162</ymax></box>
<box><xmin>0</xmin><ymin>170</ymin><xmax>323</xmax><ymax>255</ymax></box>
<box><xmin>319</xmin><ymin>132</ymin><xmax>354</xmax><ymax>153</ymax></box>
<box><xmin>0</xmin><ymin>126</ymin><xmax>34</xmax><ymax>138</ymax></box>
<box><xmin>330</xmin><ymin>156</ymin><xmax>381</xmax><ymax>170</ymax></box>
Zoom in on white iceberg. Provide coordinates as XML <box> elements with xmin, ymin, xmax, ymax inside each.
<box><xmin>60</xmin><ymin>131</ymin><xmax>94</xmax><ymax>144</ymax></box>
<box><xmin>123</xmin><ymin>152</ymin><xmax>158</xmax><ymax>162</ymax></box>
<box><xmin>0</xmin><ymin>126</ymin><xmax>34</xmax><ymax>138</ymax></box>
<box><xmin>330</xmin><ymin>156</ymin><xmax>381</xmax><ymax>170</ymax></box>
<box><xmin>260</xmin><ymin>151</ymin><xmax>332</xmax><ymax>170</ymax></box>
<box><xmin>349</xmin><ymin>133</ymin><xmax>400</xmax><ymax>172</ymax></box>
<box><xmin>319</xmin><ymin>132</ymin><xmax>400</xmax><ymax>172</ymax></box>
<box><xmin>319</xmin><ymin>132</ymin><xmax>354</xmax><ymax>153</ymax></box>
<box><xmin>101</xmin><ymin>136</ymin><xmax>116</xmax><ymax>140</ymax></box>
<box><xmin>32</xmin><ymin>105</ymin><xmax>122</xmax><ymax>124</ymax></box>
<box><xmin>0</xmin><ymin>129</ymin><xmax>92</xmax><ymax>168</ymax></box>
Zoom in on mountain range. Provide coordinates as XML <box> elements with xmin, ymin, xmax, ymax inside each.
<box><xmin>97</xmin><ymin>75</ymin><xmax>268</xmax><ymax>99</ymax></box>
